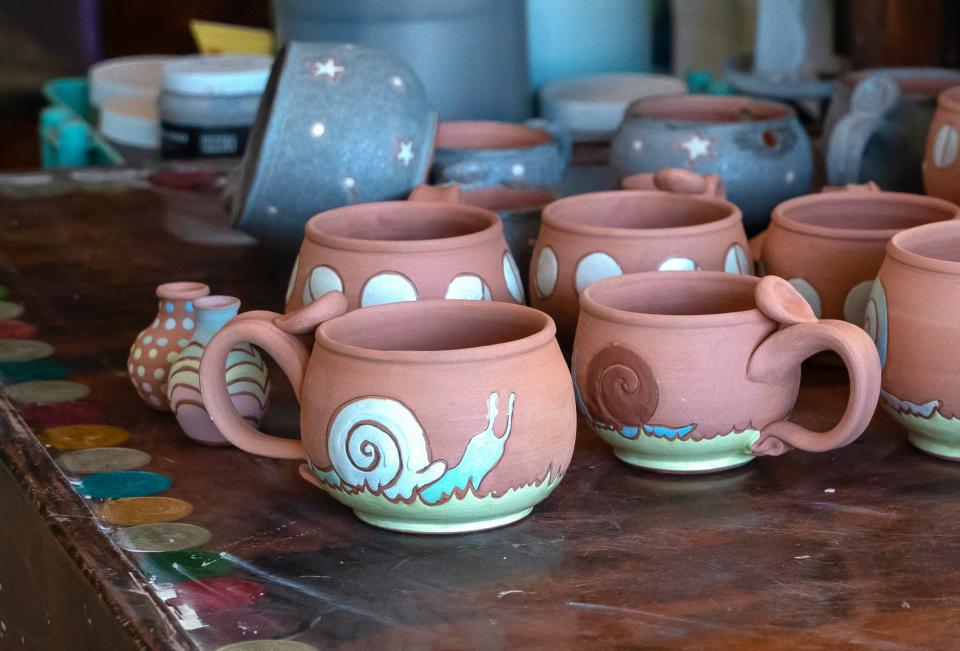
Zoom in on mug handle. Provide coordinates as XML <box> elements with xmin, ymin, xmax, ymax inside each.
<box><xmin>198</xmin><ymin>291</ymin><xmax>348</xmax><ymax>459</ymax></box>
<box><xmin>746</xmin><ymin>276</ymin><xmax>881</xmax><ymax>456</ymax></box>
<box><xmin>826</xmin><ymin>75</ymin><xmax>900</xmax><ymax>186</ymax></box>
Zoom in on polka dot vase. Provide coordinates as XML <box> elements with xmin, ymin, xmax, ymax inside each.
<box><xmin>167</xmin><ymin>296</ymin><xmax>270</xmax><ymax>445</ymax></box>
<box><xmin>128</xmin><ymin>282</ymin><xmax>210</xmax><ymax>411</ymax></box>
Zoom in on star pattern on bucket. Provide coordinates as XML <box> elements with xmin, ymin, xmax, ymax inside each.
<box><xmin>679</xmin><ymin>133</ymin><xmax>713</xmax><ymax>165</ymax></box>
<box><xmin>395</xmin><ymin>139</ymin><xmax>415</xmax><ymax>167</ymax></box>
<box><xmin>312</xmin><ymin>58</ymin><xmax>345</xmax><ymax>81</ymax></box>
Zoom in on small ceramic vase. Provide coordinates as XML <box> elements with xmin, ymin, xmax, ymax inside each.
<box><xmin>574</xmin><ymin>272</ymin><xmax>881</xmax><ymax>473</ymax></box>
<box><xmin>871</xmin><ymin>220</ymin><xmax>960</xmax><ymax>460</ymax></box>
<box><xmin>824</xmin><ymin>67</ymin><xmax>960</xmax><ymax>192</ymax></box>
<box><xmin>284</xmin><ymin>199</ymin><xmax>525</xmax><ymax>313</ymax></box>
<box><xmin>199</xmin><ymin>293</ymin><xmax>576</xmax><ymax>533</ymax></box>
<box><xmin>529</xmin><ymin>185</ymin><xmax>751</xmax><ymax>347</ymax></box>
<box><xmin>431</xmin><ymin>120</ymin><xmax>571</xmax><ymax>190</ymax></box>
<box><xmin>923</xmin><ymin>85</ymin><xmax>960</xmax><ymax>206</ymax></box>
<box><xmin>167</xmin><ymin>296</ymin><xmax>270</xmax><ymax>445</ymax></box>
<box><xmin>128</xmin><ymin>282</ymin><xmax>210</xmax><ymax>411</ymax></box>
<box><xmin>231</xmin><ymin>41</ymin><xmax>439</xmax><ymax>251</ymax></box>
<box><xmin>761</xmin><ymin>184</ymin><xmax>959</xmax><ymax>326</ymax></box>
<box><xmin>610</xmin><ymin>94</ymin><xmax>813</xmax><ymax>233</ymax></box>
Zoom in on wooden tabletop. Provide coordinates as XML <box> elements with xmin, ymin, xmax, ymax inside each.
<box><xmin>2</xmin><ymin>167</ymin><xmax>960</xmax><ymax>650</ymax></box>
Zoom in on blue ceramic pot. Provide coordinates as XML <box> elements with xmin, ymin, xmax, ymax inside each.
<box><xmin>610</xmin><ymin>95</ymin><xmax>813</xmax><ymax>233</ymax></box>
<box><xmin>231</xmin><ymin>42</ymin><xmax>438</xmax><ymax>251</ymax></box>
<box><xmin>431</xmin><ymin>120</ymin><xmax>571</xmax><ymax>191</ymax></box>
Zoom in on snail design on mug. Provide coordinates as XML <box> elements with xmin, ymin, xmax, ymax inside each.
<box><xmin>310</xmin><ymin>391</ymin><xmax>520</xmax><ymax>505</ymax></box>
<box><xmin>581</xmin><ymin>345</ymin><xmax>699</xmax><ymax>441</ymax></box>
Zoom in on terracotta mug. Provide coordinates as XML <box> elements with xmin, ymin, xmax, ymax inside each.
<box><xmin>530</xmin><ymin>187</ymin><xmax>752</xmax><ymax>347</ymax></box>
<box><xmin>284</xmin><ymin>198</ymin><xmax>526</xmax><ymax>313</ymax></box>
<box><xmin>199</xmin><ymin>294</ymin><xmax>576</xmax><ymax>533</ymax></box>
<box><xmin>924</xmin><ymin>85</ymin><xmax>960</xmax><ymax>206</ymax></box>
<box><xmin>761</xmin><ymin>184</ymin><xmax>959</xmax><ymax>325</ymax></box>
<box><xmin>871</xmin><ymin>220</ymin><xmax>960</xmax><ymax>460</ymax></box>
<box><xmin>573</xmin><ymin>272</ymin><xmax>881</xmax><ymax>473</ymax></box>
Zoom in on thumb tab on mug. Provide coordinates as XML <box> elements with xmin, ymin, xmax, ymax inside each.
<box><xmin>409</xmin><ymin>183</ymin><xmax>462</xmax><ymax>204</ymax></box>
<box><xmin>274</xmin><ymin>291</ymin><xmax>348</xmax><ymax>335</ymax></box>
<box><xmin>756</xmin><ymin>276</ymin><xmax>819</xmax><ymax>325</ymax></box>
<box><xmin>653</xmin><ymin>168</ymin><xmax>725</xmax><ymax>198</ymax></box>
<box><xmin>850</xmin><ymin>74</ymin><xmax>901</xmax><ymax>114</ymax></box>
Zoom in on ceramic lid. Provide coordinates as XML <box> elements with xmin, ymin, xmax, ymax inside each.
<box><xmin>89</xmin><ymin>55</ymin><xmax>176</xmax><ymax>108</ymax></box>
<box><xmin>99</xmin><ymin>95</ymin><xmax>160</xmax><ymax>150</ymax></box>
<box><xmin>539</xmin><ymin>73</ymin><xmax>686</xmax><ymax>140</ymax></box>
<box><xmin>163</xmin><ymin>55</ymin><xmax>273</xmax><ymax>96</ymax></box>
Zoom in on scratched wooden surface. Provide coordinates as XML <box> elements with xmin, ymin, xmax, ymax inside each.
<box><xmin>2</xmin><ymin>169</ymin><xmax>960</xmax><ymax>650</ymax></box>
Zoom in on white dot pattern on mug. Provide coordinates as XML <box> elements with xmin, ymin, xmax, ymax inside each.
<box><xmin>285</xmin><ymin>257</ymin><xmax>300</xmax><ymax>303</ymax></box>
<box><xmin>361</xmin><ymin>272</ymin><xmax>418</xmax><ymax>308</ymax></box>
<box><xmin>723</xmin><ymin>244</ymin><xmax>752</xmax><ymax>275</ymax></box>
<box><xmin>575</xmin><ymin>252</ymin><xmax>623</xmax><ymax>294</ymax></box>
<box><xmin>445</xmin><ymin>274</ymin><xmax>492</xmax><ymax>301</ymax></box>
<box><xmin>658</xmin><ymin>257</ymin><xmax>698</xmax><ymax>272</ymax></box>
<box><xmin>303</xmin><ymin>265</ymin><xmax>344</xmax><ymax>305</ymax></box>
<box><xmin>843</xmin><ymin>280</ymin><xmax>874</xmax><ymax>326</ymax></box>
<box><xmin>502</xmin><ymin>252</ymin><xmax>525</xmax><ymax>304</ymax></box>
<box><xmin>536</xmin><ymin>246</ymin><xmax>558</xmax><ymax>298</ymax></box>
<box><xmin>932</xmin><ymin>124</ymin><xmax>959</xmax><ymax>168</ymax></box>
<box><xmin>788</xmin><ymin>278</ymin><xmax>822</xmax><ymax>318</ymax></box>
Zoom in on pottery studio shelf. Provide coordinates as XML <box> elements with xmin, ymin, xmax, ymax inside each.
<box><xmin>3</xmin><ymin>166</ymin><xmax>960</xmax><ymax>650</ymax></box>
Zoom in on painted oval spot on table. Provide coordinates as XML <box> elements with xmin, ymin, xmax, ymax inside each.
<box><xmin>20</xmin><ymin>401</ymin><xmax>104</xmax><ymax>429</ymax></box>
<box><xmin>114</xmin><ymin>522</ymin><xmax>212</xmax><ymax>553</ymax></box>
<box><xmin>40</xmin><ymin>424</ymin><xmax>129</xmax><ymax>449</ymax></box>
<box><xmin>140</xmin><ymin>549</ymin><xmax>234</xmax><ymax>582</ymax></box>
<box><xmin>0</xmin><ymin>339</ymin><xmax>54</xmax><ymax>362</ymax></box>
<box><xmin>78</xmin><ymin>470</ymin><xmax>171</xmax><ymax>499</ymax></box>
<box><xmin>98</xmin><ymin>496</ymin><xmax>193</xmax><ymax>526</ymax></box>
<box><xmin>6</xmin><ymin>379</ymin><xmax>90</xmax><ymax>404</ymax></box>
<box><xmin>0</xmin><ymin>301</ymin><xmax>24</xmax><ymax>320</ymax></box>
<box><xmin>0</xmin><ymin>358</ymin><xmax>71</xmax><ymax>383</ymax></box>
<box><xmin>0</xmin><ymin>320</ymin><xmax>38</xmax><ymax>339</ymax></box>
<box><xmin>168</xmin><ymin>578</ymin><xmax>265</xmax><ymax>614</ymax></box>
<box><xmin>58</xmin><ymin>447</ymin><xmax>150</xmax><ymax>474</ymax></box>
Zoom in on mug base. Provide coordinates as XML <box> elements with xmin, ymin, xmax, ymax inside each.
<box><xmin>908</xmin><ymin>433</ymin><xmax>960</xmax><ymax>462</ymax></box>
<box><xmin>613</xmin><ymin>449</ymin><xmax>754</xmax><ymax>474</ymax></box>
<box><xmin>353</xmin><ymin>507</ymin><xmax>533</xmax><ymax>534</ymax></box>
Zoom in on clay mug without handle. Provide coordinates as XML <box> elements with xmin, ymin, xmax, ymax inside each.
<box><xmin>924</xmin><ymin>85</ymin><xmax>960</xmax><ymax>206</ymax></box>
<box><xmin>760</xmin><ymin>183</ymin><xmax>959</xmax><ymax>326</ymax></box>
<box><xmin>610</xmin><ymin>94</ymin><xmax>813</xmax><ymax>234</ymax></box>
<box><xmin>869</xmin><ymin>220</ymin><xmax>960</xmax><ymax>461</ymax></box>
<box><xmin>529</xmin><ymin>182</ymin><xmax>752</xmax><ymax>347</ymax></box>
<box><xmin>573</xmin><ymin>272</ymin><xmax>882</xmax><ymax>474</ymax></box>
<box><xmin>284</xmin><ymin>196</ymin><xmax>527</xmax><ymax>314</ymax></box>
<box><xmin>199</xmin><ymin>293</ymin><xmax>576</xmax><ymax>533</ymax></box>
<box><xmin>431</xmin><ymin>119</ymin><xmax>572</xmax><ymax>190</ymax></box>
<box><xmin>824</xmin><ymin>68</ymin><xmax>960</xmax><ymax>192</ymax></box>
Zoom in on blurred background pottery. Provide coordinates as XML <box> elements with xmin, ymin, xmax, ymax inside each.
<box><xmin>529</xmin><ymin>187</ymin><xmax>751</xmax><ymax>347</ymax></box>
<box><xmin>761</xmin><ymin>185</ymin><xmax>959</xmax><ymax>325</ymax></box>
<box><xmin>538</xmin><ymin>73</ymin><xmax>687</xmax><ymax>142</ymax></box>
<box><xmin>610</xmin><ymin>95</ymin><xmax>812</xmax><ymax>233</ymax></box>
<box><xmin>824</xmin><ymin>68</ymin><xmax>960</xmax><ymax>192</ymax></box>
<box><xmin>272</xmin><ymin>0</ymin><xmax>529</xmax><ymax>121</ymax></box>
<box><xmin>285</xmin><ymin>199</ymin><xmax>525</xmax><ymax>314</ymax></box>
<box><xmin>924</xmin><ymin>85</ymin><xmax>960</xmax><ymax>205</ymax></box>
<box><xmin>167</xmin><ymin>296</ymin><xmax>270</xmax><ymax>446</ymax></box>
<box><xmin>230</xmin><ymin>41</ymin><xmax>438</xmax><ymax>251</ymax></box>
<box><xmin>573</xmin><ymin>273</ymin><xmax>881</xmax><ymax>473</ymax></box>
<box><xmin>872</xmin><ymin>221</ymin><xmax>960</xmax><ymax>461</ymax></box>
<box><xmin>200</xmin><ymin>297</ymin><xmax>575</xmax><ymax>533</ymax></box>
<box><xmin>431</xmin><ymin>120</ymin><xmax>571</xmax><ymax>191</ymax></box>
<box><xmin>128</xmin><ymin>282</ymin><xmax>210</xmax><ymax>412</ymax></box>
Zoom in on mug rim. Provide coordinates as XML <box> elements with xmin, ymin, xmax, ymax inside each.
<box><xmin>840</xmin><ymin>67</ymin><xmax>960</xmax><ymax>96</ymax></box>
<box><xmin>624</xmin><ymin>94</ymin><xmax>796</xmax><ymax>125</ymax></box>
<box><xmin>888</xmin><ymin>220</ymin><xmax>960</xmax><ymax>275</ymax></box>
<box><xmin>580</xmin><ymin>271</ymin><xmax>767</xmax><ymax>329</ymax></box>
<box><xmin>939</xmin><ymin>85</ymin><xmax>960</xmax><ymax>113</ymax></box>
<box><xmin>304</xmin><ymin>201</ymin><xmax>503</xmax><ymax>253</ymax></box>
<box><xmin>541</xmin><ymin>190</ymin><xmax>742</xmax><ymax>239</ymax></box>
<box><xmin>435</xmin><ymin>120</ymin><xmax>553</xmax><ymax>152</ymax></box>
<box><xmin>771</xmin><ymin>191</ymin><xmax>959</xmax><ymax>241</ymax></box>
<box><xmin>315</xmin><ymin>299</ymin><xmax>557</xmax><ymax>362</ymax></box>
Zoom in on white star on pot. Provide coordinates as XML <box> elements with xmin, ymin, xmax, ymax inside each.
<box><xmin>396</xmin><ymin>139</ymin><xmax>415</xmax><ymax>167</ymax></box>
<box><xmin>680</xmin><ymin>134</ymin><xmax>713</xmax><ymax>164</ymax></box>
<box><xmin>312</xmin><ymin>58</ymin><xmax>345</xmax><ymax>81</ymax></box>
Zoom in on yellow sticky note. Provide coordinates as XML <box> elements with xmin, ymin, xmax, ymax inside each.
<box><xmin>190</xmin><ymin>20</ymin><xmax>274</xmax><ymax>56</ymax></box>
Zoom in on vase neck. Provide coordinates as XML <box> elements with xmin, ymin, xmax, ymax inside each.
<box><xmin>194</xmin><ymin>304</ymin><xmax>240</xmax><ymax>343</ymax></box>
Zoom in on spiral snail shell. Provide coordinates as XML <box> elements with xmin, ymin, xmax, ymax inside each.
<box><xmin>583</xmin><ymin>345</ymin><xmax>658</xmax><ymax>430</ymax></box>
<box><xmin>326</xmin><ymin>397</ymin><xmax>446</xmax><ymax>501</ymax></box>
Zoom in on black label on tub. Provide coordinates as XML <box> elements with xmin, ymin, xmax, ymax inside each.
<box><xmin>161</xmin><ymin>121</ymin><xmax>250</xmax><ymax>159</ymax></box>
